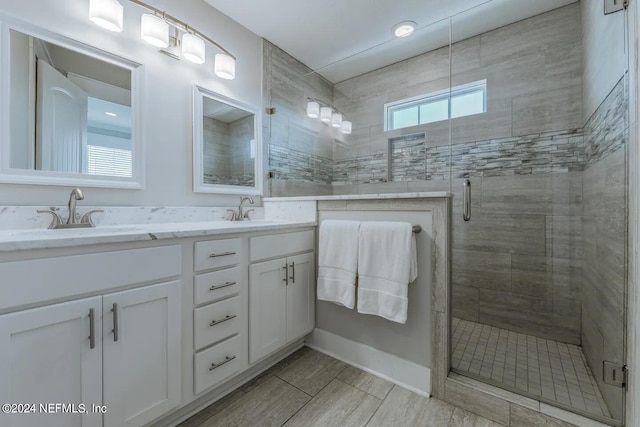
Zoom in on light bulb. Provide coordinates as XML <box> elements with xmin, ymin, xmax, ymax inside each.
<box><xmin>341</xmin><ymin>120</ymin><xmax>352</xmax><ymax>134</ymax></box>
<box><xmin>320</xmin><ymin>107</ymin><xmax>332</xmax><ymax>123</ymax></box>
<box><xmin>331</xmin><ymin>112</ymin><xmax>343</xmax><ymax>128</ymax></box>
<box><xmin>89</xmin><ymin>0</ymin><xmax>123</xmax><ymax>32</ymax></box>
<box><xmin>307</xmin><ymin>101</ymin><xmax>320</xmax><ymax>118</ymax></box>
<box><xmin>141</xmin><ymin>13</ymin><xmax>169</xmax><ymax>48</ymax></box>
<box><xmin>215</xmin><ymin>53</ymin><xmax>236</xmax><ymax>80</ymax></box>
<box><xmin>182</xmin><ymin>33</ymin><xmax>206</xmax><ymax>64</ymax></box>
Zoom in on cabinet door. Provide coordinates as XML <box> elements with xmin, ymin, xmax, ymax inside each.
<box><xmin>286</xmin><ymin>252</ymin><xmax>315</xmax><ymax>342</ymax></box>
<box><xmin>249</xmin><ymin>258</ymin><xmax>287</xmax><ymax>363</ymax></box>
<box><xmin>103</xmin><ymin>281</ymin><xmax>181</xmax><ymax>427</ymax></box>
<box><xmin>0</xmin><ymin>297</ymin><xmax>103</xmax><ymax>427</ymax></box>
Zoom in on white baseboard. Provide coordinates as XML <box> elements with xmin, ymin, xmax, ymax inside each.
<box><xmin>306</xmin><ymin>328</ymin><xmax>431</xmax><ymax>397</ymax></box>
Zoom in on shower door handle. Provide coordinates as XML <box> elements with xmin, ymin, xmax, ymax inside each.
<box><xmin>463</xmin><ymin>179</ymin><xmax>471</xmax><ymax>222</ymax></box>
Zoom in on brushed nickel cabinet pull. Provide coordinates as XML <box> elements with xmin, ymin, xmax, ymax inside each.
<box><xmin>88</xmin><ymin>308</ymin><xmax>95</xmax><ymax>349</ymax></box>
<box><xmin>209</xmin><ymin>251</ymin><xmax>236</xmax><ymax>258</ymax></box>
<box><xmin>210</xmin><ymin>314</ymin><xmax>237</xmax><ymax>327</ymax></box>
<box><xmin>112</xmin><ymin>303</ymin><xmax>119</xmax><ymax>342</ymax></box>
<box><xmin>283</xmin><ymin>264</ymin><xmax>289</xmax><ymax>285</ymax></box>
<box><xmin>209</xmin><ymin>355</ymin><xmax>236</xmax><ymax>371</ymax></box>
<box><xmin>290</xmin><ymin>261</ymin><xmax>296</xmax><ymax>284</ymax></box>
<box><xmin>210</xmin><ymin>281</ymin><xmax>236</xmax><ymax>291</ymax></box>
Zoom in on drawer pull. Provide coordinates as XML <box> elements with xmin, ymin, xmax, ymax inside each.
<box><xmin>210</xmin><ymin>281</ymin><xmax>237</xmax><ymax>291</ymax></box>
<box><xmin>209</xmin><ymin>251</ymin><xmax>237</xmax><ymax>258</ymax></box>
<box><xmin>210</xmin><ymin>314</ymin><xmax>237</xmax><ymax>327</ymax></box>
<box><xmin>209</xmin><ymin>355</ymin><xmax>236</xmax><ymax>371</ymax></box>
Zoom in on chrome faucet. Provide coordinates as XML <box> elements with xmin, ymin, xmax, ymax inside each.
<box><xmin>227</xmin><ymin>196</ymin><xmax>255</xmax><ymax>221</ymax></box>
<box><xmin>37</xmin><ymin>188</ymin><xmax>103</xmax><ymax>229</ymax></box>
<box><xmin>67</xmin><ymin>188</ymin><xmax>84</xmax><ymax>224</ymax></box>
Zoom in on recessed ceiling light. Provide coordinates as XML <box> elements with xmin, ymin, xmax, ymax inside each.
<box><xmin>393</xmin><ymin>21</ymin><xmax>417</xmax><ymax>38</ymax></box>
<box><xmin>105</xmin><ymin>112</ymin><xmax>117</xmax><ymax>117</ymax></box>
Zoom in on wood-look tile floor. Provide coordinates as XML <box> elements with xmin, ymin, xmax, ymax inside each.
<box><xmin>451</xmin><ymin>318</ymin><xmax>611</xmax><ymax>419</ymax></box>
<box><xmin>179</xmin><ymin>346</ymin><xmax>503</xmax><ymax>427</ymax></box>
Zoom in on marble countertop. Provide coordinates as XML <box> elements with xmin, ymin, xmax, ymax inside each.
<box><xmin>263</xmin><ymin>192</ymin><xmax>452</xmax><ymax>202</ymax></box>
<box><xmin>0</xmin><ymin>220</ymin><xmax>317</xmax><ymax>253</ymax></box>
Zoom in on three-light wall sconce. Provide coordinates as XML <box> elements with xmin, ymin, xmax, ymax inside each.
<box><xmin>306</xmin><ymin>98</ymin><xmax>352</xmax><ymax>134</ymax></box>
<box><xmin>88</xmin><ymin>0</ymin><xmax>236</xmax><ymax>80</ymax></box>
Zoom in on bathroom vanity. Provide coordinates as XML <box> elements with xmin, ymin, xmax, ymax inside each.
<box><xmin>0</xmin><ymin>220</ymin><xmax>316</xmax><ymax>427</ymax></box>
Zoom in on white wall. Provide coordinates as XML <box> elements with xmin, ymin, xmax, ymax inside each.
<box><xmin>0</xmin><ymin>0</ymin><xmax>262</xmax><ymax>206</ymax></box>
<box><xmin>582</xmin><ymin>0</ymin><xmax>627</xmax><ymax>123</ymax></box>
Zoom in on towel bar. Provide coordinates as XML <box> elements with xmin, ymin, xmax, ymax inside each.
<box><xmin>412</xmin><ymin>225</ymin><xmax>422</xmax><ymax>233</ymax></box>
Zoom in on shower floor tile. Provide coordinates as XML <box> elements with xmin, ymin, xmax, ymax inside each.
<box><xmin>451</xmin><ymin>317</ymin><xmax>611</xmax><ymax>419</ymax></box>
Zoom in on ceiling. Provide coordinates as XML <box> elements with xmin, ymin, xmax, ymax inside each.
<box><xmin>204</xmin><ymin>0</ymin><xmax>577</xmax><ymax>83</ymax></box>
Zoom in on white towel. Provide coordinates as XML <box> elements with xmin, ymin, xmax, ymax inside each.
<box><xmin>357</xmin><ymin>221</ymin><xmax>418</xmax><ymax>324</ymax></box>
<box><xmin>317</xmin><ymin>220</ymin><xmax>360</xmax><ymax>309</ymax></box>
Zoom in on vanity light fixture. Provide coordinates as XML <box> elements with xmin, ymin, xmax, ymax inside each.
<box><xmin>89</xmin><ymin>0</ymin><xmax>124</xmax><ymax>32</ymax></box>
<box><xmin>89</xmin><ymin>0</ymin><xmax>237</xmax><ymax>80</ymax></box>
<box><xmin>307</xmin><ymin>98</ymin><xmax>352</xmax><ymax>133</ymax></box>
<box><xmin>393</xmin><ymin>21</ymin><xmax>417</xmax><ymax>38</ymax></box>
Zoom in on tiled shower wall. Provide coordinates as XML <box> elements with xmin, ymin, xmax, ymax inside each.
<box><xmin>581</xmin><ymin>76</ymin><xmax>628</xmax><ymax>421</ymax></box>
<box><xmin>263</xmin><ymin>40</ymin><xmax>336</xmax><ymax>196</ymax></box>
<box><xmin>330</xmin><ymin>3</ymin><xmax>585</xmax><ymax>344</ymax></box>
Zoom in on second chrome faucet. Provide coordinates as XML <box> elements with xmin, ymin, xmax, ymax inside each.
<box><xmin>228</xmin><ymin>196</ymin><xmax>254</xmax><ymax>221</ymax></box>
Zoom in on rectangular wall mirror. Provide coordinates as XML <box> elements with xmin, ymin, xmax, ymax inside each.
<box><xmin>0</xmin><ymin>19</ymin><xmax>143</xmax><ymax>188</ymax></box>
<box><xmin>193</xmin><ymin>86</ymin><xmax>262</xmax><ymax>194</ymax></box>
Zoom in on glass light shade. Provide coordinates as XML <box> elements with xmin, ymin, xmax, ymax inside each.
<box><xmin>141</xmin><ymin>14</ymin><xmax>169</xmax><ymax>48</ymax></box>
<box><xmin>320</xmin><ymin>107</ymin><xmax>333</xmax><ymax>123</ymax></box>
<box><xmin>307</xmin><ymin>101</ymin><xmax>320</xmax><ymax>118</ymax></box>
<box><xmin>182</xmin><ymin>33</ymin><xmax>206</xmax><ymax>64</ymax></box>
<box><xmin>89</xmin><ymin>0</ymin><xmax>123</xmax><ymax>32</ymax></box>
<box><xmin>341</xmin><ymin>120</ymin><xmax>353</xmax><ymax>134</ymax></box>
<box><xmin>215</xmin><ymin>53</ymin><xmax>236</xmax><ymax>80</ymax></box>
<box><xmin>331</xmin><ymin>112</ymin><xmax>343</xmax><ymax>128</ymax></box>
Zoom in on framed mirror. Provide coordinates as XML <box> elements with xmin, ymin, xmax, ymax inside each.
<box><xmin>0</xmin><ymin>18</ymin><xmax>143</xmax><ymax>189</ymax></box>
<box><xmin>193</xmin><ymin>86</ymin><xmax>262</xmax><ymax>194</ymax></box>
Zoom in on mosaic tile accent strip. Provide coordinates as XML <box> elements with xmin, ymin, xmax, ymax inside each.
<box><xmin>333</xmin><ymin>153</ymin><xmax>387</xmax><ymax>185</ymax></box>
<box><xmin>333</xmin><ymin>129</ymin><xmax>585</xmax><ymax>184</ymax></box>
<box><xmin>451</xmin><ymin>317</ymin><xmax>611</xmax><ymax>419</ymax></box>
<box><xmin>204</xmin><ymin>174</ymin><xmax>255</xmax><ymax>187</ymax></box>
<box><xmin>584</xmin><ymin>76</ymin><xmax>628</xmax><ymax>167</ymax></box>
<box><xmin>269</xmin><ymin>145</ymin><xmax>333</xmax><ymax>184</ymax></box>
<box><xmin>390</xmin><ymin>133</ymin><xmax>427</xmax><ymax>182</ymax></box>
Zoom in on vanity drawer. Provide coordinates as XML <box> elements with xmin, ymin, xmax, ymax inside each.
<box><xmin>194</xmin><ymin>267</ymin><xmax>241</xmax><ymax>305</ymax></box>
<box><xmin>250</xmin><ymin>230</ymin><xmax>314</xmax><ymax>262</ymax></box>
<box><xmin>194</xmin><ymin>238</ymin><xmax>241</xmax><ymax>271</ymax></box>
<box><xmin>194</xmin><ymin>296</ymin><xmax>241</xmax><ymax>350</ymax></box>
<box><xmin>194</xmin><ymin>335</ymin><xmax>242</xmax><ymax>394</ymax></box>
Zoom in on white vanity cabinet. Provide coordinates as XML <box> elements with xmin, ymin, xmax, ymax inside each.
<box><xmin>0</xmin><ymin>245</ymin><xmax>183</xmax><ymax>427</ymax></box>
<box><xmin>0</xmin><ymin>224</ymin><xmax>317</xmax><ymax>426</ymax></box>
<box><xmin>248</xmin><ymin>231</ymin><xmax>315</xmax><ymax>364</ymax></box>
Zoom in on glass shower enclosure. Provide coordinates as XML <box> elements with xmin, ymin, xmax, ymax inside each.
<box><xmin>263</xmin><ymin>2</ymin><xmax>629</xmax><ymax>425</ymax></box>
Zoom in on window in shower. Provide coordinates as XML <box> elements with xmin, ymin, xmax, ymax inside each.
<box><xmin>384</xmin><ymin>79</ymin><xmax>486</xmax><ymax>131</ymax></box>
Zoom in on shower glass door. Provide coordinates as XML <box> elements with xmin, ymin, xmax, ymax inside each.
<box><xmin>449</xmin><ymin>3</ymin><xmax>628</xmax><ymax>425</ymax></box>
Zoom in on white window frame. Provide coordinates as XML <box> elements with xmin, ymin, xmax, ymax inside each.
<box><xmin>384</xmin><ymin>79</ymin><xmax>487</xmax><ymax>131</ymax></box>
